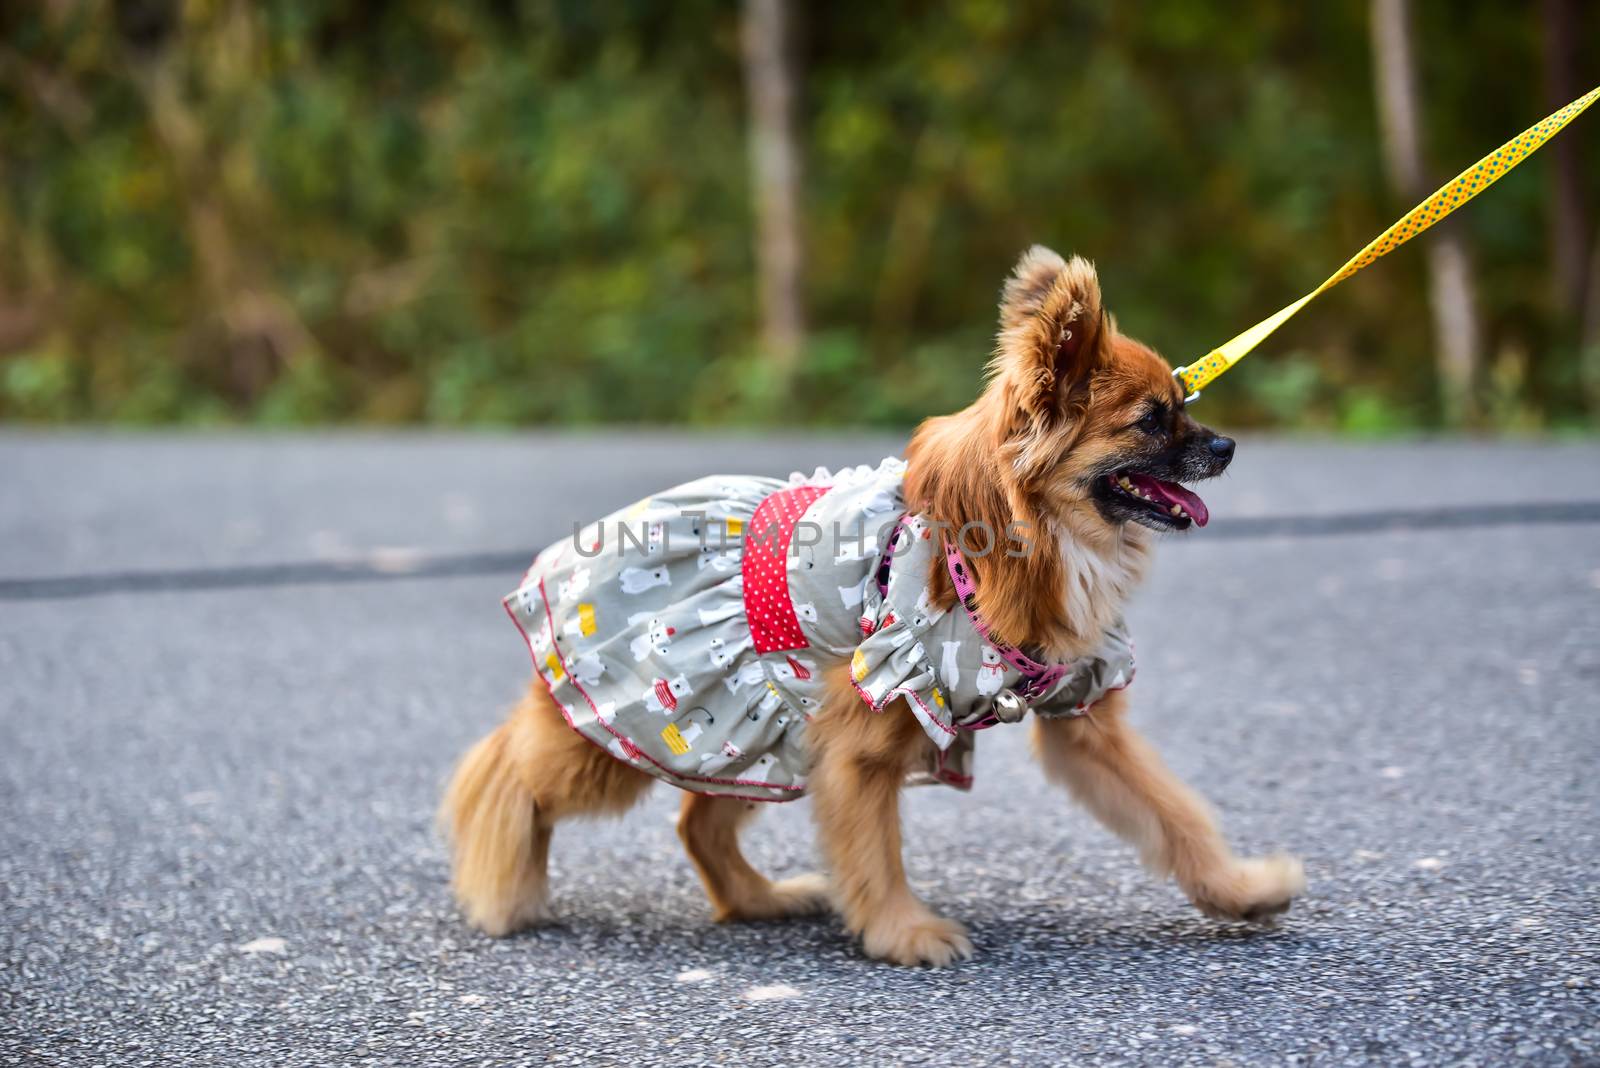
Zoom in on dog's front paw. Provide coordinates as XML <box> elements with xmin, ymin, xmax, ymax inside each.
<box><xmin>1187</xmin><ymin>854</ymin><xmax>1306</xmax><ymax>923</ymax></box>
<box><xmin>860</xmin><ymin>903</ymin><xmax>973</xmax><ymax>967</ymax></box>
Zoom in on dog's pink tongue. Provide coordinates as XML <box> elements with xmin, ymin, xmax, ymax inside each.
<box><xmin>1127</xmin><ymin>473</ymin><xmax>1210</xmax><ymax>527</ymax></box>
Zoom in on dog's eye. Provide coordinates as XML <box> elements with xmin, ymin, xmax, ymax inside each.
<box><xmin>1136</xmin><ymin>409</ymin><xmax>1163</xmax><ymax>433</ymax></box>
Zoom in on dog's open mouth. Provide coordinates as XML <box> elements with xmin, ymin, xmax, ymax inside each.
<box><xmin>1105</xmin><ymin>471</ymin><xmax>1210</xmax><ymax>529</ymax></box>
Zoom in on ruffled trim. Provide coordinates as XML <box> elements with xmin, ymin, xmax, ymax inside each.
<box><xmin>847</xmin><ymin>634</ymin><xmax>958</xmax><ymax>751</ymax></box>
<box><xmin>786</xmin><ymin>455</ymin><xmax>906</xmax><ymax>489</ymax></box>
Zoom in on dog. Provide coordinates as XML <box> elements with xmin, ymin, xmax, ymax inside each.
<box><xmin>441</xmin><ymin>246</ymin><xmax>1305</xmax><ymax>965</ymax></box>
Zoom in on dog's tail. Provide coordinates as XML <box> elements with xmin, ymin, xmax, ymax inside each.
<box><xmin>440</xmin><ymin>709</ymin><xmax>550</xmax><ymax>935</ymax></box>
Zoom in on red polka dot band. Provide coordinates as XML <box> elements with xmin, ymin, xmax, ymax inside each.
<box><xmin>743</xmin><ymin>484</ymin><xmax>831</xmax><ymax>654</ymax></box>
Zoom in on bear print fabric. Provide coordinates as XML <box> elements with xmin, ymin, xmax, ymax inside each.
<box><xmin>504</xmin><ymin>458</ymin><xmax>1136</xmax><ymax>802</ymax></box>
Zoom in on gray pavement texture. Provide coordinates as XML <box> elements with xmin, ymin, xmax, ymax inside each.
<box><xmin>2</xmin><ymin>431</ymin><xmax>1599</xmax><ymax>1067</ymax></box>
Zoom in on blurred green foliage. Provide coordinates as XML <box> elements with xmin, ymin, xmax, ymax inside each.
<box><xmin>0</xmin><ymin>1</ymin><xmax>1596</xmax><ymax>429</ymax></box>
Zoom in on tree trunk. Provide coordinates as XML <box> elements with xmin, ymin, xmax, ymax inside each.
<box><xmin>741</xmin><ymin>0</ymin><xmax>805</xmax><ymax>383</ymax></box>
<box><xmin>1582</xmin><ymin>224</ymin><xmax>1600</xmax><ymax>416</ymax></box>
<box><xmin>1369</xmin><ymin>0</ymin><xmax>1482</xmax><ymax>425</ymax></box>
<box><xmin>1540</xmin><ymin>0</ymin><xmax>1589</xmax><ymax>317</ymax></box>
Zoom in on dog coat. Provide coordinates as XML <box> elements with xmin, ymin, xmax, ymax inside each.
<box><xmin>505</xmin><ymin>458</ymin><xmax>1135</xmax><ymax>803</ymax></box>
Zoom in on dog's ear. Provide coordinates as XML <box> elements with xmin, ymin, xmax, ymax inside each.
<box><xmin>994</xmin><ymin>246</ymin><xmax>1111</xmax><ymax>420</ymax></box>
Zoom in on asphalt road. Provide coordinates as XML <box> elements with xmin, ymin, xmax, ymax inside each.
<box><xmin>2</xmin><ymin>431</ymin><xmax>1598</xmax><ymax>1066</ymax></box>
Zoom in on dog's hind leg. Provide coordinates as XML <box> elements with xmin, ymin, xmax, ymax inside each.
<box><xmin>441</xmin><ymin>683</ymin><xmax>653</xmax><ymax>935</ymax></box>
<box><xmin>677</xmin><ymin>794</ymin><xmax>832</xmax><ymax>923</ymax></box>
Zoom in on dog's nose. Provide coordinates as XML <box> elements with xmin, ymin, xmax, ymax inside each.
<box><xmin>1208</xmin><ymin>436</ymin><xmax>1235</xmax><ymax>461</ymax></box>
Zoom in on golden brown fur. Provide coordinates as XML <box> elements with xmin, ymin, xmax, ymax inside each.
<box><xmin>441</xmin><ymin>687</ymin><xmax>653</xmax><ymax>935</ymax></box>
<box><xmin>905</xmin><ymin>247</ymin><xmax>1189</xmax><ymax>656</ymax></box>
<box><xmin>441</xmin><ymin>246</ymin><xmax>1304</xmax><ymax>964</ymax></box>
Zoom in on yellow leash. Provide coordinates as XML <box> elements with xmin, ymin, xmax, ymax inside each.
<box><xmin>1175</xmin><ymin>84</ymin><xmax>1600</xmax><ymax>402</ymax></box>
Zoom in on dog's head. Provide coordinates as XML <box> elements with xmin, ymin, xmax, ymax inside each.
<box><xmin>905</xmin><ymin>246</ymin><xmax>1234</xmax><ymax>647</ymax></box>
<box><xmin>989</xmin><ymin>246</ymin><xmax>1234</xmax><ymax>533</ymax></box>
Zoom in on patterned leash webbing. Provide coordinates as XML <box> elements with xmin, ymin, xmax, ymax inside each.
<box><xmin>1177</xmin><ymin>84</ymin><xmax>1600</xmax><ymax>400</ymax></box>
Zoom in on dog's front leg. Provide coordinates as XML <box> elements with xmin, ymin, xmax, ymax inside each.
<box><xmin>1032</xmin><ymin>690</ymin><xmax>1305</xmax><ymax>921</ymax></box>
<box><xmin>807</xmin><ymin>668</ymin><xmax>973</xmax><ymax>965</ymax></box>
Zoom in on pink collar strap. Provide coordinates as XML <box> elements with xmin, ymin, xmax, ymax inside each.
<box><xmin>942</xmin><ymin>539</ymin><xmax>1071</xmax><ymax>700</ymax></box>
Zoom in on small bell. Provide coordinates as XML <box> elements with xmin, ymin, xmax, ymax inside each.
<box><xmin>991</xmin><ymin>689</ymin><xmax>1028</xmax><ymax>724</ymax></box>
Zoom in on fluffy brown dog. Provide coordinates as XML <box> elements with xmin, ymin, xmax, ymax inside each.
<box><xmin>442</xmin><ymin>246</ymin><xmax>1304</xmax><ymax>966</ymax></box>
